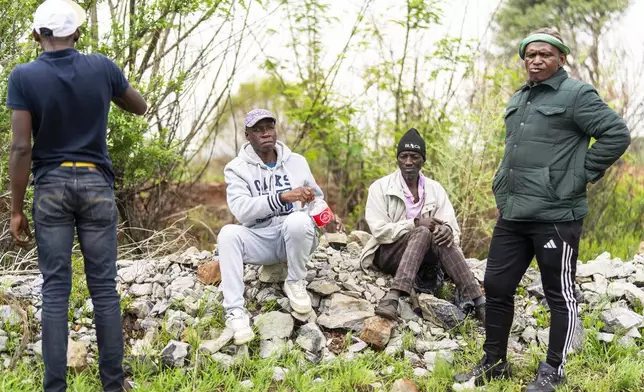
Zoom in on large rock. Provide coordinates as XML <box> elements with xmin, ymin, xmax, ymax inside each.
<box><xmin>576</xmin><ymin>256</ymin><xmax>621</xmax><ymax>279</ymax></box>
<box><xmin>160</xmin><ymin>340</ymin><xmax>190</xmax><ymax>367</ymax></box>
<box><xmin>307</xmin><ymin>279</ymin><xmax>341</xmax><ymax>296</ymax></box>
<box><xmin>601</xmin><ymin>307</ymin><xmax>644</xmax><ymax>332</ymax></box>
<box><xmin>198</xmin><ymin>328</ymin><xmax>234</xmax><ymax>354</ymax></box>
<box><xmin>0</xmin><ymin>305</ymin><xmax>22</xmax><ymax>326</ymax></box>
<box><xmin>0</xmin><ymin>336</ymin><xmax>7</xmax><ymax>353</ymax></box>
<box><xmin>254</xmin><ymin>311</ymin><xmax>294</xmax><ymax>340</ymax></box>
<box><xmin>416</xmin><ymin>294</ymin><xmax>465</xmax><ymax>329</ymax></box>
<box><xmin>197</xmin><ymin>261</ymin><xmax>221</xmax><ymax>285</ymax></box>
<box><xmin>295</xmin><ymin>323</ymin><xmax>326</xmax><ymax>353</ymax></box>
<box><xmin>527</xmin><ymin>278</ymin><xmax>545</xmax><ymax>299</ymax></box>
<box><xmin>317</xmin><ymin>293</ymin><xmax>375</xmax><ymax>331</ymax></box>
<box><xmin>360</xmin><ymin>316</ymin><xmax>395</xmax><ymax>349</ymax></box>
<box><xmin>117</xmin><ymin>260</ymin><xmax>154</xmax><ymax>284</ymax></box>
<box><xmin>325</xmin><ymin>232</ymin><xmax>348</xmax><ymax>248</ymax></box>
<box><xmin>259</xmin><ymin>263</ymin><xmax>288</xmax><ymax>283</ymax></box>
<box><xmin>260</xmin><ymin>339</ymin><xmax>285</xmax><ymax>359</ymax></box>
<box><xmin>67</xmin><ymin>339</ymin><xmax>88</xmax><ymax>372</ymax></box>
<box><xmin>348</xmin><ymin>230</ymin><xmax>372</xmax><ymax>247</ymax></box>
<box><xmin>607</xmin><ymin>281</ymin><xmax>644</xmax><ymax>306</ymax></box>
<box><xmin>130</xmin><ymin>283</ymin><xmax>153</xmax><ymax>297</ymax></box>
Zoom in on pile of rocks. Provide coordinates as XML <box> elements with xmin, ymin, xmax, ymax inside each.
<box><xmin>1</xmin><ymin>231</ymin><xmax>643</xmax><ymax>380</ymax></box>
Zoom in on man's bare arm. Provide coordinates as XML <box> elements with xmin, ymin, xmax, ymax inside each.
<box><xmin>9</xmin><ymin>110</ymin><xmax>32</xmax><ymax>214</ymax></box>
<box><xmin>112</xmin><ymin>86</ymin><xmax>147</xmax><ymax>115</ymax></box>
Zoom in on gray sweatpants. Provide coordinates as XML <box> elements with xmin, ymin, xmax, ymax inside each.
<box><xmin>217</xmin><ymin>211</ymin><xmax>317</xmax><ymax>311</ymax></box>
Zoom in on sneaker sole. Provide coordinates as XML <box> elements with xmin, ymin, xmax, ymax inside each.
<box><xmin>290</xmin><ymin>301</ymin><xmax>313</xmax><ymax>314</ymax></box>
<box><xmin>233</xmin><ymin>328</ymin><xmax>255</xmax><ymax>345</ymax></box>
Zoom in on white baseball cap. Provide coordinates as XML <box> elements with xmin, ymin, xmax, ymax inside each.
<box><xmin>33</xmin><ymin>0</ymin><xmax>86</xmax><ymax>38</ymax></box>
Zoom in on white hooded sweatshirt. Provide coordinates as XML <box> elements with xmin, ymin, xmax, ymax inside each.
<box><xmin>223</xmin><ymin>141</ymin><xmax>325</xmax><ymax>229</ymax></box>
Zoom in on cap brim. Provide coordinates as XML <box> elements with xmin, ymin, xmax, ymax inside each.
<box><xmin>247</xmin><ymin>115</ymin><xmax>276</xmax><ymax>128</ymax></box>
<box><xmin>64</xmin><ymin>0</ymin><xmax>87</xmax><ymax>28</ymax></box>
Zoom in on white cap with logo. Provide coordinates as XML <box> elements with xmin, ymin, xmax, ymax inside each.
<box><xmin>33</xmin><ymin>0</ymin><xmax>86</xmax><ymax>38</ymax></box>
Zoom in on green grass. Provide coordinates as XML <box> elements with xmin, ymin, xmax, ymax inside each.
<box><xmin>2</xmin><ymin>311</ymin><xmax>643</xmax><ymax>392</ymax></box>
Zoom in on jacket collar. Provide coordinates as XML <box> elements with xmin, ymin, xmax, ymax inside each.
<box><xmin>386</xmin><ymin>170</ymin><xmax>426</xmax><ymax>199</ymax></box>
<box><xmin>520</xmin><ymin>67</ymin><xmax>568</xmax><ymax>91</ymax></box>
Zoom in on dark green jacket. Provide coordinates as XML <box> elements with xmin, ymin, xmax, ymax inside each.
<box><xmin>493</xmin><ymin>68</ymin><xmax>631</xmax><ymax>222</ymax></box>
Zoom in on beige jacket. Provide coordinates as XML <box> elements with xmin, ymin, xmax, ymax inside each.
<box><xmin>359</xmin><ymin>170</ymin><xmax>461</xmax><ymax>269</ymax></box>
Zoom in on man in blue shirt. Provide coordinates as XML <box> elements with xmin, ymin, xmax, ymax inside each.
<box><xmin>7</xmin><ymin>1</ymin><xmax>146</xmax><ymax>391</ymax></box>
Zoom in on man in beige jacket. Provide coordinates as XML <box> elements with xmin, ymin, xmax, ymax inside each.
<box><xmin>360</xmin><ymin>128</ymin><xmax>485</xmax><ymax>322</ymax></box>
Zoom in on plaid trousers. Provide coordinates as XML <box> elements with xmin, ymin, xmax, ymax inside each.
<box><xmin>374</xmin><ymin>226</ymin><xmax>482</xmax><ymax>300</ymax></box>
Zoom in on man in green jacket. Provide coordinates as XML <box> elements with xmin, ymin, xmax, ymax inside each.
<box><xmin>454</xmin><ymin>28</ymin><xmax>631</xmax><ymax>392</ymax></box>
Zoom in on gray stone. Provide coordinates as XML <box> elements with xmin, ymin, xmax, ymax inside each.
<box><xmin>254</xmin><ymin>312</ymin><xmax>294</xmax><ymax>340</ymax></box>
<box><xmin>348</xmin><ymin>230</ymin><xmax>372</xmax><ymax>246</ymax></box>
<box><xmin>295</xmin><ymin>323</ymin><xmax>326</xmax><ymax>353</ymax></box>
<box><xmin>521</xmin><ymin>326</ymin><xmax>537</xmax><ymax>343</ymax></box>
<box><xmin>129</xmin><ymin>283</ymin><xmax>153</xmax><ymax>297</ymax></box>
<box><xmin>211</xmin><ymin>352</ymin><xmax>234</xmax><ymax>369</ymax></box>
<box><xmin>423</xmin><ymin>350</ymin><xmax>454</xmax><ymax>371</ymax></box>
<box><xmin>198</xmin><ymin>328</ymin><xmax>234</xmax><ymax>354</ymax></box>
<box><xmin>160</xmin><ymin>340</ymin><xmax>190</xmax><ymax>367</ymax></box>
<box><xmin>346</xmin><ymin>242</ymin><xmax>362</xmax><ymax>258</ymax></box>
<box><xmin>307</xmin><ymin>280</ymin><xmax>341</xmax><ymax>296</ymax></box>
<box><xmin>367</xmin><ymin>284</ymin><xmax>386</xmax><ymax>301</ymax></box>
<box><xmin>317</xmin><ymin>293</ymin><xmax>375</xmax><ymax>331</ymax></box>
<box><xmin>28</xmin><ymin>340</ymin><xmax>42</xmax><ymax>356</ymax></box>
<box><xmin>577</xmin><ymin>257</ymin><xmax>619</xmax><ymax>279</ymax></box>
<box><xmin>413</xmin><ymin>367</ymin><xmax>429</xmax><ymax>377</ymax></box>
<box><xmin>404</xmin><ymin>350</ymin><xmax>422</xmax><ymax>365</ymax></box>
<box><xmin>0</xmin><ymin>336</ymin><xmax>7</xmax><ymax>353</ymax></box>
<box><xmin>537</xmin><ymin>328</ymin><xmax>549</xmax><ymax>346</ymax></box>
<box><xmin>259</xmin><ymin>263</ymin><xmax>288</xmax><ymax>283</ymax></box>
<box><xmin>416</xmin><ymin>294</ymin><xmax>466</xmax><ymax>329</ymax></box>
<box><xmin>527</xmin><ymin>278</ymin><xmax>545</xmax><ymax>299</ymax></box>
<box><xmin>260</xmin><ymin>339</ymin><xmax>285</xmax><ymax>359</ymax></box>
<box><xmin>325</xmin><ymin>232</ymin><xmax>348</xmax><ymax>247</ymax></box>
<box><xmin>597</xmin><ymin>332</ymin><xmax>614</xmax><ymax>343</ymax></box>
<box><xmin>348</xmin><ymin>338</ymin><xmax>368</xmax><ymax>353</ymax></box>
<box><xmin>384</xmin><ymin>335</ymin><xmax>403</xmax><ymax>356</ymax></box>
<box><xmin>117</xmin><ymin>260</ymin><xmax>153</xmax><ymax>284</ymax></box>
<box><xmin>130</xmin><ymin>300</ymin><xmax>153</xmax><ymax>319</ymax></box>
<box><xmin>601</xmin><ymin>307</ymin><xmax>644</xmax><ymax>332</ymax></box>
<box><xmin>240</xmin><ymin>380</ymin><xmax>254</xmax><ymax>389</ymax></box>
<box><xmin>272</xmin><ymin>366</ymin><xmax>289</xmax><ymax>382</ymax></box>
<box><xmin>0</xmin><ymin>305</ymin><xmax>21</xmax><ymax>326</ymax></box>
<box><xmin>399</xmin><ymin>300</ymin><xmax>420</xmax><ymax>321</ymax></box>
<box><xmin>631</xmin><ymin>267</ymin><xmax>644</xmax><ymax>287</ymax></box>
<box><xmin>408</xmin><ymin>320</ymin><xmax>422</xmax><ymax>335</ymax></box>
<box><xmin>291</xmin><ymin>311</ymin><xmax>316</xmax><ymax>324</ymax></box>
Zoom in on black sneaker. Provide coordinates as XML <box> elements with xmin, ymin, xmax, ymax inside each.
<box><xmin>453</xmin><ymin>355</ymin><xmax>511</xmax><ymax>386</ymax></box>
<box><xmin>526</xmin><ymin>362</ymin><xmax>565</xmax><ymax>392</ymax></box>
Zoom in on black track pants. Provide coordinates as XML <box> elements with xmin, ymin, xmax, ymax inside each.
<box><xmin>483</xmin><ymin>217</ymin><xmax>583</xmax><ymax>376</ymax></box>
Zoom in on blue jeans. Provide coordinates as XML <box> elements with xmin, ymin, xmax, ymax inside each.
<box><xmin>33</xmin><ymin>166</ymin><xmax>124</xmax><ymax>392</ymax></box>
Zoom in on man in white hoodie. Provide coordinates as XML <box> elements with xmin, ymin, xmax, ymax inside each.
<box><xmin>218</xmin><ymin>109</ymin><xmax>328</xmax><ymax>344</ymax></box>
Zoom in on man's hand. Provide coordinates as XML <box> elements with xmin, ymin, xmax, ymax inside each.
<box><xmin>417</xmin><ymin>218</ymin><xmax>437</xmax><ymax>231</ymax></box>
<box><xmin>279</xmin><ymin>187</ymin><xmax>315</xmax><ymax>204</ymax></box>
<box><xmin>322</xmin><ymin>215</ymin><xmax>345</xmax><ymax>233</ymax></box>
<box><xmin>432</xmin><ymin>221</ymin><xmax>454</xmax><ymax>247</ymax></box>
<box><xmin>10</xmin><ymin>211</ymin><xmax>31</xmax><ymax>247</ymax></box>
<box><xmin>333</xmin><ymin>216</ymin><xmax>345</xmax><ymax>233</ymax></box>
<box><xmin>418</xmin><ymin>217</ymin><xmax>453</xmax><ymax>247</ymax></box>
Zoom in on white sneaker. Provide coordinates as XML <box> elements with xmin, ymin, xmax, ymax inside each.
<box><xmin>225</xmin><ymin>308</ymin><xmax>254</xmax><ymax>345</ymax></box>
<box><xmin>283</xmin><ymin>280</ymin><xmax>312</xmax><ymax>314</ymax></box>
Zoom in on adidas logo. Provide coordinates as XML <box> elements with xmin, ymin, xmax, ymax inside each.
<box><xmin>543</xmin><ymin>239</ymin><xmax>557</xmax><ymax>249</ymax></box>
